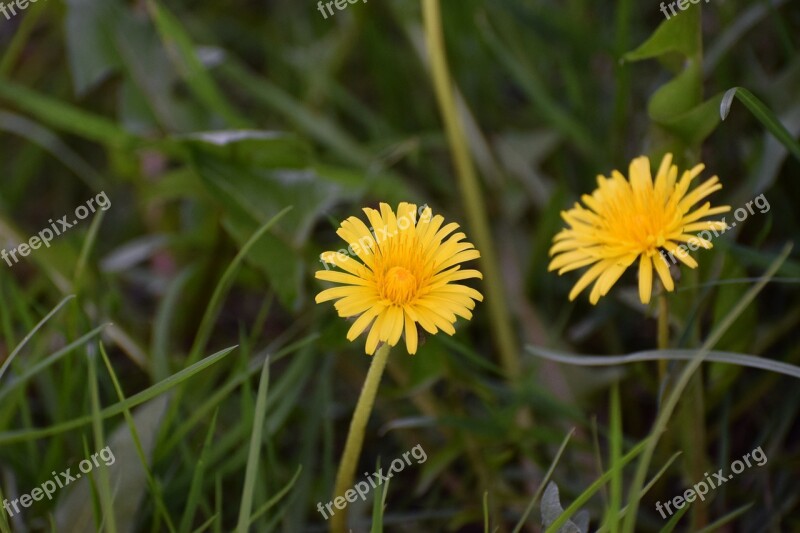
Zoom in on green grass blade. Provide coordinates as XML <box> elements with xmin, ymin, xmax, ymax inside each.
<box><xmin>695</xmin><ymin>502</ymin><xmax>754</xmax><ymax>532</ymax></box>
<box><xmin>0</xmin><ymin>80</ymin><xmax>137</xmax><ymax>148</ymax></box>
<box><xmin>512</xmin><ymin>428</ymin><xmax>576</xmax><ymax>533</ymax></box>
<box><xmin>370</xmin><ymin>459</ymin><xmax>390</xmax><ymax>533</ymax></box>
<box><xmin>483</xmin><ymin>491</ymin><xmax>490</xmax><ymax>533</ymax></box>
<box><xmin>158</xmin><ymin>334</ymin><xmax>317</xmax><ymax>460</ymax></box>
<box><xmin>187</xmin><ymin>206</ymin><xmax>292</xmax><ymax>365</ymax></box>
<box><xmin>544</xmin><ymin>436</ymin><xmax>654</xmax><ymax>532</ymax></box>
<box><xmin>179</xmin><ymin>409</ymin><xmax>219</xmax><ymax>533</ymax></box>
<box><xmin>0</xmin><ymin>323</ymin><xmax>110</xmax><ymax>402</ymax></box>
<box><xmin>476</xmin><ymin>13</ymin><xmax>601</xmax><ymax>162</ymax></box>
<box><xmin>152</xmin><ymin>266</ymin><xmax>198</xmax><ymax>381</ymax></box>
<box><xmin>99</xmin><ymin>343</ymin><xmax>176</xmax><ymax>532</ymax></box>
<box><xmin>0</xmin><ymin>345</ymin><xmax>237</xmax><ymax>444</ymax></box>
<box><xmin>658</xmin><ymin>500</ymin><xmax>690</xmax><ymax>532</ymax></box>
<box><xmin>721</xmin><ymin>87</ymin><xmax>800</xmax><ymax>162</ymax></box>
<box><xmin>597</xmin><ymin>451</ymin><xmax>682</xmax><ymax>532</ymax></box>
<box><xmin>235</xmin><ymin>356</ymin><xmax>271</xmax><ymax>531</ymax></box>
<box><xmin>607</xmin><ymin>384</ymin><xmax>623</xmax><ymax>531</ymax></box>
<box><xmin>621</xmin><ymin>243</ymin><xmax>792</xmax><ymax>533</ymax></box>
<box><xmin>0</xmin><ymin>0</ymin><xmax>46</xmax><ymax>75</ymax></box>
<box><xmin>88</xmin><ymin>349</ymin><xmax>118</xmax><ymax>533</ymax></box>
<box><xmin>0</xmin><ymin>111</ymin><xmax>105</xmax><ymax>190</ymax></box>
<box><xmin>612</xmin><ymin>0</ymin><xmax>634</xmax><ymax>154</ymax></box>
<box><xmin>0</xmin><ymin>295</ymin><xmax>75</xmax><ymax>382</ymax></box>
<box><xmin>191</xmin><ymin>515</ymin><xmax>218</xmax><ymax>533</ymax></box>
<box><xmin>248</xmin><ymin>464</ymin><xmax>302</xmax><ymax>524</ymax></box>
<box><xmin>74</xmin><ymin>208</ymin><xmax>106</xmax><ymax>293</ymax></box>
<box><xmin>526</xmin><ymin>347</ymin><xmax>800</xmax><ymax>380</ymax></box>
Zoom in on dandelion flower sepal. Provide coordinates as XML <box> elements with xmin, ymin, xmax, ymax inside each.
<box><xmin>548</xmin><ymin>154</ymin><xmax>730</xmax><ymax>305</ymax></box>
<box><xmin>315</xmin><ymin>202</ymin><xmax>483</xmax><ymax>354</ymax></box>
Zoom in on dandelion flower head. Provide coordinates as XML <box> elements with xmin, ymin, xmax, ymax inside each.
<box><xmin>548</xmin><ymin>153</ymin><xmax>730</xmax><ymax>304</ymax></box>
<box><xmin>315</xmin><ymin>202</ymin><xmax>483</xmax><ymax>354</ymax></box>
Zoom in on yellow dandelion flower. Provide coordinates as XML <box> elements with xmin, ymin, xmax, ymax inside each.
<box><xmin>315</xmin><ymin>202</ymin><xmax>483</xmax><ymax>355</ymax></box>
<box><xmin>548</xmin><ymin>153</ymin><xmax>730</xmax><ymax>305</ymax></box>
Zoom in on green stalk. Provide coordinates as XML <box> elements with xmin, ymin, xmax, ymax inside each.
<box><xmin>657</xmin><ymin>291</ymin><xmax>669</xmax><ymax>379</ymax></box>
<box><xmin>421</xmin><ymin>0</ymin><xmax>520</xmax><ymax>377</ymax></box>
<box><xmin>330</xmin><ymin>343</ymin><xmax>391</xmax><ymax>533</ymax></box>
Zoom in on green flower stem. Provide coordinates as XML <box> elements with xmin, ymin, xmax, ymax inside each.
<box><xmin>330</xmin><ymin>343</ymin><xmax>391</xmax><ymax>533</ymax></box>
<box><xmin>421</xmin><ymin>0</ymin><xmax>520</xmax><ymax>378</ymax></box>
<box><xmin>657</xmin><ymin>291</ymin><xmax>669</xmax><ymax>378</ymax></box>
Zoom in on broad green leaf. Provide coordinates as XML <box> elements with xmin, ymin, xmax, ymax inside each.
<box><xmin>146</xmin><ymin>0</ymin><xmax>248</xmax><ymax>128</ymax></box>
<box><xmin>186</xmin><ymin>135</ymin><xmax>361</xmax><ymax>306</ymax></box>
<box><xmin>656</xmin><ymin>93</ymin><xmax>725</xmax><ymax>146</ymax></box>
<box><xmin>179</xmin><ymin>130</ymin><xmax>311</xmax><ymax>170</ymax></box>
<box><xmin>64</xmin><ymin>0</ymin><xmax>125</xmax><ymax>95</ymax></box>
<box><xmin>222</xmin><ymin>214</ymin><xmax>302</xmax><ymax>310</ymax></box>
<box><xmin>648</xmin><ymin>62</ymin><xmax>702</xmax><ymax>121</ymax></box>
<box><xmin>625</xmin><ymin>4</ymin><xmax>701</xmax><ymax>62</ymax></box>
<box><xmin>113</xmin><ymin>13</ymin><xmax>204</xmax><ymax>133</ymax></box>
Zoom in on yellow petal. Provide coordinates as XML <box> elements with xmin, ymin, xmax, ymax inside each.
<box><xmin>638</xmin><ymin>255</ymin><xmax>653</xmax><ymax>304</ymax></box>
<box><xmin>653</xmin><ymin>254</ymin><xmax>675</xmax><ymax>292</ymax></box>
<box><xmin>403</xmin><ymin>310</ymin><xmax>418</xmax><ymax>354</ymax></box>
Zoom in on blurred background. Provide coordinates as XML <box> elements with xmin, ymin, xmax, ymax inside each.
<box><xmin>0</xmin><ymin>0</ymin><xmax>798</xmax><ymax>531</ymax></box>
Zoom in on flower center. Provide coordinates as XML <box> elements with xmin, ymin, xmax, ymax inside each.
<box><xmin>384</xmin><ymin>266</ymin><xmax>417</xmax><ymax>304</ymax></box>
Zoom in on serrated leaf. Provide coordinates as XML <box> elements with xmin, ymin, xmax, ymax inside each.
<box><xmin>541</xmin><ymin>482</ymin><xmax>586</xmax><ymax>533</ymax></box>
<box><xmin>541</xmin><ymin>482</ymin><xmax>564</xmax><ymax>526</ymax></box>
